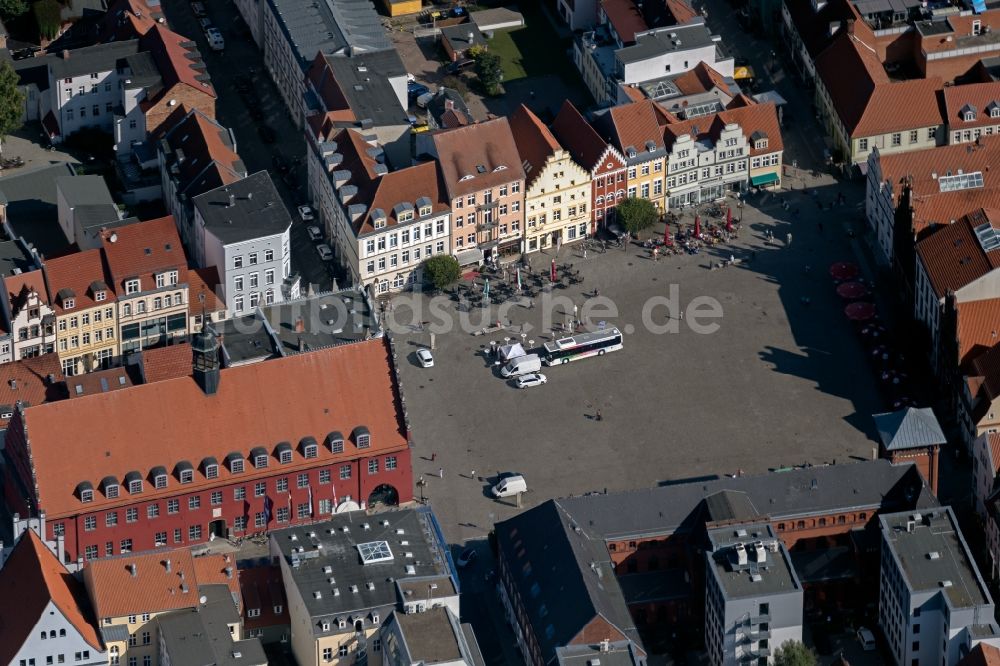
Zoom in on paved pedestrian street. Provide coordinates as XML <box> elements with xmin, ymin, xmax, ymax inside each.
<box><xmin>390</xmin><ymin>183</ymin><xmax>882</xmax><ymax>544</ymax></box>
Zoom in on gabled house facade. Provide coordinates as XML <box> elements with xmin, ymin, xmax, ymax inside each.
<box><xmin>595</xmin><ymin>100</ymin><xmax>668</xmax><ymax>211</ymax></box>
<box><xmin>510</xmin><ymin>105</ymin><xmax>592</xmax><ymax>254</ymax></box>
<box><xmin>6</xmin><ymin>271</ymin><xmax>56</xmax><ymax>362</ymax></box>
<box><xmin>962</xmin><ymin>345</ymin><xmax>1000</xmax><ymax>453</ymax></box>
<box><xmin>551</xmin><ymin>100</ymin><xmax>628</xmax><ymax>234</ymax></box>
<box><xmin>943</xmin><ymin>82</ymin><xmax>1000</xmax><ymax>145</ymax></box>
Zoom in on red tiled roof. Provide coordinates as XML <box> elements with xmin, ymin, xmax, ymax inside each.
<box><xmin>21</xmin><ymin>337</ymin><xmax>407</xmax><ymax>519</ymax></box>
<box><xmin>943</xmin><ymin>82</ymin><xmax>1000</xmax><ymax>129</ymax></box>
<box><xmin>189</xmin><ymin>266</ymin><xmax>225</xmax><ymax>313</ymax></box>
<box><xmin>957</xmin><ymin>298</ymin><xmax>1000</xmax><ymax>366</ymax></box>
<box><xmin>99</xmin><ymin>0</ymin><xmax>163</xmax><ymax>40</ymax></box>
<box><xmin>604</xmin><ymin>99</ymin><xmax>665</xmax><ymax>156</ymax></box>
<box><xmin>601</xmin><ymin>0</ymin><xmax>647</xmax><ymax>44</ymax></box>
<box><xmin>856</xmin><ymin>78</ymin><xmax>943</xmax><ymax>137</ymax></box>
<box><xmin>192</xmin><ymin>552</ymin><xmax>241</xmax><ymax>601</ymax></box>
<box><xmin>440</xmin><ymin>108</ymin><xmax>470</xmax><ymax>129</ymax></box>
<box><xmin>160</xmin><ymin>109</ymin><xmax>244</xmax><ymax>198</ymax></box>
<box><xmin>673</xmin><ymin>62</ymin><xmax>731</xmax><ymax>96</ymax></box>
<box><xmin>910</xmin><ymin>189</ymin><xmax>1000</xmax><ymax>237</ymax></box>
<box><xmin>551</xmin><ymin>101</ymin><xmax>624</xmax><ymax>173</ymax></box>
<box><xmin>959</xmin><ymin>643</ymin><xmax>1000</xmax><ymax>666</ymax></box>
<box><xmin>876</xmin><ymin>137</ymin><xmax>1000</xmax><ymax>206</ymax></box>
<box><xmin>140</xmin><ymin>24</ymin><xmax>217</xmax><ymax>100</ymax></box>
<box><xmin>43</xmin><ymin>249</ymin><xmax>117</xmax><ymax>315</ymax></box>
<box><xmin>509</xmin><ymin>104</ymin><xmax>564</xmax><ymax>189</ymax></box>
<box><xmin>84</xmin><ymin>549</ymin><xmax>235</xmax><ymax>617</ymax></box>
<box><xmin>662</xmin><ymin>0</ymin><xmax>698</xmax><ymax>25</ymax></box>
<box><xmin>99</xmin><ymin>216</ymin><xmax>187</xmax><ymax>292</ymax></box>
<box><xmin>65</xmin><ymin>366</ymin><xmax>137</xmax><ymax>399</ymax></box>
<box><xmin>6</xmin><ymin>269</ymin><xmax>49</xmax><ymax>311</ymax></box>
<box><xmin>972</xmin><ymin>342</ymin><xmax>1000</xmax><ymax>400</ymax></box>
<box><xmin>0</xmin><ymin>355</ymin><xmax>65</xmax><ymax>423</ymax></box>
<box><xmin>662</xmin><ymin>102</ymin><xmax>783</xmax><ymax>156</ymax></box>
<box><xmin>238</xmin><ymin>565</ymin><xmax>289</xmax><ymax>630</ymax></box>
<box><xmin>431</xmin><ymin>117</ymin><xmax>526</xmax><ymax>199</ymax></box>
<box><xmin>915</xmin><ymin>209</ymin><xmax>1000</xmax><ymax>298</ymax></box>
<box><xmin>620</xmin><ymin>85</ymin><xmax>646</xmax><ymax>103</ymax></box>
<box><xmin>0</xmin><ymin>530</ymin><xmax>103</xmax><ymax>664</ymax></box>
<box><xmin>139</xmin><ymin>342</ymin><xmax>193</xmax><ymax>383</ymax></box>
<box><xmin>783</xmin><ymin>0</ymin><xmax>868</xmax><ymax>60</ymax></box>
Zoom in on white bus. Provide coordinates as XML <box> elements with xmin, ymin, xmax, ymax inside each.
<box><xmin>542</xmin><ymin>328</ymin><xmax>623</xmax><ymax>365</ymax></box>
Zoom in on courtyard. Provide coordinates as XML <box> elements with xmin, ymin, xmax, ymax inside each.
<box><xmin>387</xmin><ymin>179</ymin><xmax>883</xmax><ymax>546</ymax></box>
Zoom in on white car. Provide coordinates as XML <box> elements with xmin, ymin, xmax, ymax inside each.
<box><xmin>316</xmin><ymin>244</ymin><xmax>333</xmax><ymax>261</ymax></box>
<box><xmin>416</xmin><ymin>349</ymin><xmax>434</xmax><ymax>368</ymax></box>
<box><xmin>515</xmin><ymin>373</ymin><xmax>547</xmax><ymax>389</ymax></box>
<box><xmin>307</xmin><ymin>225</ymin><xmax>323</xmax><ymax>241</ymax></box>
<box><xmin>857</xmin><ymin>627</ymin><xmax>876</xmax><ymax>651</ymax></box>
<box><xmin>298</xmin><ymin>205</ymin><xmax>314</xmax><ymax>221</ymax></box>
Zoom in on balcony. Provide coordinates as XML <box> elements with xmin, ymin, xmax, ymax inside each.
<box><xmin>477</xmin><ymin>199</ymin><xmax>500</xmax><ymax>212</ymax></box>
<box><xmin>477</xmin><ymin>221</ymin><xmax>499</xmax><ymax>232</ymax></box>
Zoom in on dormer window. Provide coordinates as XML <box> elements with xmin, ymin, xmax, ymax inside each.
<box><xmin>493</xmin><ymin>165</ymin><xmax>508</xmax><ymax>172</ymax></box>
<box><xmin>124</xmin><ymin>279</ymin><xmax>140</xmax><ymax>295</ymax></box>
<box><xmin>627</xmin><ymin>148</ymin><xmax>637</xmax><ymax>158</ymax></box>
<box><xmin>125</xmin><ymin>471</ymin><xmax>142</xmax><ymax>494</ymax></box>
<box><xmin>990</xmin><ymin>102</ymin><xmax>1000</xmax><ymax>119</ymax></box>
<box><xmin>227</xmin><ymin>452</ymin><xmax>245</xmax><ymax>474</ymax></box>
<box><xmin>338</xmin><ymin>618</ymin><xmax>347</xmax><ymax>629</ymax></box>
<box><xmin>374</xmin><ymin>219</ymin><xmax>386</xmax><ymax>229</ymax></box>
<box><xmin>352</xmin><ymin>426</ymin><xmax>371</xmax><ymax>449</ymax></box>
<box><xmin>327</xmin><ymin>432</ymin><xmax>345</xmax><ymax>454</ymax></box>
<box><xmin>151</xmin><ymin>466</ymin><xmax>168</xmax><ymax>489</ymax></box>
<box><xmin>301</xmin><ymin>436</ymin><xmax>319</xmax><ymax>459</ymax></box>
<box><xmin>276</xmin><ymin>442</ymin><xmax>293</xmax><ymax>464</ymax></box>
<box><xmin>176</xmin><ymin>460</ymin><xmax>194</xmax><ymax>484</ymax></box>
<box><xmin>965</xmin><ymin>111</ymin><xmax>976</xmax><ymax>122</ymax></box>
<box><xmin>77</xmin><ymin>481</ymin><xmax>94</xmax><ymax>503</ymax></box>
<box><xmin>102</xmin><ymin>476</ymin><xmax>119</xmax><ymax>499</ymax></box>
<box><xmin>202</xmin><ymin>457</ymin><xmax>219</xmax><ymax>479</ymax></box>
<box><xmin>95</xmin><ymin>291</ymin><xmax>106</xmax><ymax>302</ymax></box>
<box><xmin>755</xmin><ymin>139</ymin><xmax>768</xmax><ymax>150</ymax></box>
<box><xmin>372</xmin><ymin>613</ymin><xmax>380</xmax><ymax>625</ymax></box>
<box><xmin>398</xmin><ymin>210</ymin><xmax>414</xmax><ymax>223</ymax></box>
<box><xmin>155</xmin><ymin>271</ymin><xmax>178</xmax><ymax>288</ymax></box>
<box><xmin>459</xmin><ymin>174</ymin><xmax>474</xmax><ymax>182</ymax></box>
<box><xmin>251</xmin><ymin>447</ymin><xmax>269</xmax><ymax>469</ymax></box>
<box><xmin>64</xmin><ymin>298</ymin><xmax>75</xmax><ymax>309</ymax></box>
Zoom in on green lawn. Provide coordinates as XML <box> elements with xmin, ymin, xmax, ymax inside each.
<box><xmin>485</xmin><ymin>9</ymin><xmax>577</xmax><ymax>83</ymax></box>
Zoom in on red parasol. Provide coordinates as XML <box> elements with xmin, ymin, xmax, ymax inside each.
<box><xmin>550</xmin><ymin>258</ymin><xmax>557</xmax><ymax>283</ymax></box>
<box><xmin>725</xmin><ymin>207</ymin><xmax>733</xmax><ymax>233</ymax></box>
<box><xmin>829</xmin><ymin>261</ymin><xmax>860</xmax><ymax>281</ymax></box>
<box><xmin>836</xmin><ymin>281</ymin><xmax>868</xmax><ymax>300</ymax></box>
<box><xmin>664</xmin><ymin>221</ymin><xmax>671</xmax><ymax>243</ymax></box>
<box><xmin>694</xmin><ymin>215</ymin><xmax>702</xmax><ymax>238</ymax></box>
<box><xmin>845</xmin><ymin>301</ymin><xmax>876</xmax><ymax>321</ymax></box>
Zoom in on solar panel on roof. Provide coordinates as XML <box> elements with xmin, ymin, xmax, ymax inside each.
<box><xmin>357</xmin><ymin>540</ymin><xmax>393</xmax><ymax>564</ymax></box>
<box><xmin>938</xmin><ymin>171</ymin><xmax>984</xmax><ymax>192</ymax></box>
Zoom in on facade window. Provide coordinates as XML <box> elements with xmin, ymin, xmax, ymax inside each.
<box><xmin>297</xmin><ymin>502</ymin><xmax>310</xmax><ymax>518</ymax></box>
<box><xmin>249</xmin><ymin>252</ymin><xmax>258</xmax><ymax>265</ymax></box>
<box><xmin>255</xmin><ymin>481</ymin><xmax>266</xmax><ymax>497</ymax></box>
<box><xmin>298</xmin><ymin>472</ymin><xmax>309</xmax><ymax>488</ymax></box>
<box><xmin>368</xmin><ymin>459</ymin><xmax>379</xmax><ymax>475</ymax></box>
<box><xmin>85</xmin><ymin>545</ymin><xmax>98</xmax><ymax>560</ymax></box>
<box><xmin>891</xmin><ymin>133</ymin><xmax>902</xmax><ymax>147</ymax></box>
<box><xmin>340</xmin><ymin>464</ymin><xmax>352</xmax><ymax>479</ymax></box>
<box><xmin>106</xmin><ymin>511</ymin><xmax>118</xmax><ymax>527</ymax></box>
<box><xmin>234</xmin><ymin>486</ymin><xmax>246</xmax><ymax>500</ymax></box>
<box><xmin>319</xmin><ymin>469</ymin><xmax>331</xmax><ymax>484</ymax></box>
<box><xmin>167</xmin><ymin>499</ymin><xmax>180</xmax><ymax>514</ymax></box>
<box><xmin>148</xmin><ymin>504</ymin><xmax>160</xmax><ymax>519</ymax></box>
<box><xmin>385</xmin><ymin>456</ymin><xmax>397</xmax><ymax>470</ymax></box>
<box><xmin>189</xmin><ymin>525</ymin><xmax>202</xmax><ymax>541</ymax></box>
<box><xmin>265</xmin><ymin>249</ymin><xmax>274</xmax><ymax>262</ymax></box>
<box><xmin>125</xmin><ymin>507</ymin><xmax>138</xmax><ymax>523</ymax></box>
<box><xmin>276</xmin><ymin>478</ymin><xmax>288</xmax><ymax>493</ymax></box>
<box><xmin>210</xmin><ymin>491</ymin><xmax>222</xmax><ymax>505</ymax></box>
<box><xmin>276</xmin><ymin>506</ymin><xmax>290</xmax><ymax>523</ymax></box>
<box><xmin>120</xmin><ymin>538</ymin><xmax>133</xmax><ymax>553</ymax></box>
<box><xmin>188</xmin><ymin>496</ymin><xmax>201</xmax><ymax>510</ymax></box>
<box><xmin>84</xmin><ymin>516</ymin><xmax>96</xmax><ymax>531</ymax></box>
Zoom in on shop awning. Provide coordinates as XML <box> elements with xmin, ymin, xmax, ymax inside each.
<box><xmin>750</xmin><ymin>172</ymin><xmax>779</xmax><ymax>186</ymax></box>
<box><xmin>454</xmin><ymin>248</ymin><xmax>484</xmax><ymax>266</ymax></box>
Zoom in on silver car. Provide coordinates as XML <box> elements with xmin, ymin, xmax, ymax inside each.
<box><xmin>515</xmin><ymin>373</ymin><xmax>547</xmax><ymax>389</ymax></box>
<box><xmin>316</xmin><ymin>244</ymin><xmax>333</xmax><ymax>261</ymax></box>
<box><xmin>416</xmin><ymin>349</ymin><xmax>434</xmax><ymax>368</ymax></box>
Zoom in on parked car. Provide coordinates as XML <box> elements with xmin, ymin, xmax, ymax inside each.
<box><xmin>857</xmin><ymin>627</ymin><xmax>876</xmax><ymax>651</ymax></box>
<box><xmin>416</xmin><ymin>348</ymin><xmax>434</xmax><ymax>368</ymax></box>
<box><xmin>515</xmin><ymin>372</ymin><xmax>547</xmax><ymax>389</ymax></box>
<box><xmin>257</xmin><ymin>124</ymin><xmax>276</xmax><ymax>143</ymax></box>
<box><xmin>298</xmin><ymin>205</ymin><xmax>315</xmax><ymax>221</ymax></box>
<box><xmin>190</xmin><ymin>1</ymin><xmax>206</xmax><ymax>17</ymax></box>
<box><xmin>407</xmin><ymin>82</ymin><xmax>430</xmax><ymax>100</ymax></box>
<box><xmin>316</xmin><ymin>244</ymin><xmax>333</xmax><ymax>261</ymax></box>
<box><xmin>492</xmin><ymin>474</ymin><xmax>527</xmax><ymax>498</ymax></box>
<box><xmin>456</xmin><ymin>547</ymin><xmax>477</xmax><ymax>568</ymax></box>
<box><xmin>306</xmin><ymin>225</ymin><xmax>323</xmax><ymax>241</ymax></box>
<box><xmin>450</xmin><ymin>6</ymin><xmax>467</xmax><ymax>17</ymax></box>
<box><xmin>205</xmin><ymin>27</ymin><xmax>225</xmax><ymax>51</ymax></box>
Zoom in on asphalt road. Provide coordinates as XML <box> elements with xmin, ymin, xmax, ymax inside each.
<box><xmin>159</xmin><ymin>0</ymin><xmax>335</xmax><ymax>292</ymax></box>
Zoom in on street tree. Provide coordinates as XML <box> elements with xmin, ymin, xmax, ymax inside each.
<box><xmin>0</xmin><ymin>0</ymin><xmax>28</xmax><ymax>22</ymax></box>
<box><xmin>0</xmin><ymin>60</ymin><xmax>25</xmax><ymax>156</ymax></box>
<box><xmin>470</xmin><ymin>48</ymin><xmax>503</xmax><ymax>96</ymax></box>
<box><xmin>34</xmin><ymin>0</ymin><xmax>62</xmax><ymax>41</ymax></box>
<box><xmin>422</xmin><ymin>255</ymin><xmax>461</xmax><ymax>291</ymax></box>
<box><xmin>773</xmin><ymin>640</ymin><xmax>818</xmax><ymax>666</ymax></box>
<box><xmin>616</xmin><ymin>197</ymin><xmax>658</xmax><ymax>235</ymax></box>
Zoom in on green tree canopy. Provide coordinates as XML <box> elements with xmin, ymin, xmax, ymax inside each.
<box><xmin>34</xmin><ymin>0</ymin><xmax>62</xmax><ymax>41</ymax></box>
<box><xmin>616</xmin><ymin>197</ymin><xmax>658</xmax><ymax>235</ymax></box>
<box><xmin>0</xmin><ymin>60</ymin><xmax>25</xmax><ymax>154</ymax></box>
<box><xmin>471</xmin><ymin>50</ymin><xmax>503</xmax><ymax>96</ymax></box>
<box><xmin>0</xmin><ymin>0</ymin><xmax>29</xmax><ymax>23</ymax></box>
<box><xmin>774</xmin><ymin>640</ymin><xmax>818</xmax><ymax>666</ymax></box>
<box><xmin>422</xmin><ymin>254</ymin><xmax>461</xmax><ymax>290</ymax></box>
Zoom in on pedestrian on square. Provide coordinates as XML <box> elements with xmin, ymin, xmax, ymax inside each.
<box><xmin>595</xmin><ymin>409</ymin><xmax>603</xmax><ymax>422</ymax></box>
<box><xmin>583</xmin><ymin>248</ymin><xmax>588</xmax><ymax>259</ymax></box>
<box><xmin>439</xmin><ymin>467</ymin><xmax>444</xmax><ymax>478</ymax></box>
<box><xmin>786</xmin><ymin>232</ymin><xmax>793</xmax><ymax>247</ymax></box>
<box><xmin>471</xmin><ymin>470</ymin><xmax>476</xmax><ymax>480</ymax></box>
<box><xmin>431</xmin><ymin>452</ymin><xmax>437</xmax><ymax>461</ymax></box>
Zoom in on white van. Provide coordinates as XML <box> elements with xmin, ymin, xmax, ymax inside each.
<box><xmin>492</xmin><ymin>475</ymin><xmax>527</xmax><ymax>498</ymax></box>
<box><xmin>205</xmin><ymin>27</ymin><xmax>225</xmax><ymax>51</ymax></box>
<box><xmin>500</xmin><ymin>353</ymin><xmax>541</xmax><ymax>378</ymax></box>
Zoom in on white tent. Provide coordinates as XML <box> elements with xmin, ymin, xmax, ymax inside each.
<box><xmin>499</xmin><ymin>342</ymin><xmax>526</xmax><ymax>362</ymax></box>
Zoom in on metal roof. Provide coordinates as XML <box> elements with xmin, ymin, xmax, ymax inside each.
<box><xmin>873</xmin><ymin>407</ymin><xmax>947</xmax><ymax>451</ymax></box>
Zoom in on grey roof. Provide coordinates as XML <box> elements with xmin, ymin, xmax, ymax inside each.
<box><xmin>100</xmin><ymin>624</ymin><xmax>130</xmax><ymax>643</ymax></box>
<box><xmin>192</xmin><ymin>171</ymin><xmax>292</xmax><ymax>244</ymax></box>
<box><xmin>323</xmin><ymin>51</ymin><xmax>408</xmax><ymax>126</ymax></box>
<box><xmin>873</xmin><ymin>407</ymin><xmax>947</xmax><ymax>451</ymax></box>
<box><xmin>0</xmin><ymin>163</ymin><xmax>76</xmax><ymax>256</ymax></box>
<box><xmin>704</xmin><ymin>489</ymin><xmax>757</xmax><ymax>523</ymax></box>
<box><xmin>790</xmin><ymin>546</ymin><xmax>858</xmax><ymax>584</ymax></box>
<box><xmin>427</xmin><ymin>88</ymin><xmax>474</xmax><ymax>127</ymax></box>
<box><xmin>47</xmin><ymin>40</ymin><xmax>140</xmax><ymax>80</ymax></box>
<box><xmin>270</xmin><ymin>507</ymin><xmax>454</xmax><ymax>632</ymax></box>
<box><xmin>706</xmin><ymin>522</ymin><xmax>801</xmax><ymax>599</ymax></box>
<box><xmin>616</xmin><ymin>569</ymin><xmax>690</xmax><ymax>604</ymax></box>
<box><xmin>13</xmin><ymin>56</ymin><xmax>51</xmax><ymax>92</ymax></box>
<box><xmin>124</xmin><ymin>51</ymin><xmax>163</xmax><ymax>92</ymax></box>
<box><xmin>556</xmin><ymin>641</ymin><xmax>644</xmax><ymax>666</ymax></box>
<box><xmin>496</xmin><ymin>501</ymin><xmax>643</xmax><ymax>665</ymax></box>
<box><xmin>880</xmin><ymin>507</ymin><xmax>991</xmax><ymax>609</ymax></box>
<box><xmin>266</xmin><ymin>0</ymin><xmax>390</xmax><ymax>69</ymax></box>
<box><xmin>56</xmin><ymin>175</ymin><xmax>115</xmax><ymax>208</ymax></box>
<box><xmin>218</xmin><ymin>288</ymin><xmax>380</xmax><ymax>364</ymax></box>
<box><xmin>616</xmin><ymin>24</ymin><xmax>716</xmax><ymax>65</ymax></box>
<box><xmin>554</xmin><ymin>459</ymin><xmax>933</xmax><ymax>541</ymax></box>
<box><xmin>157</xmin><ymin>585</ymin><xmax>268</xmax><ymax>666</ymax></box>
<box><xmin>392</xmin><ymin>607</ymin><xmax>466</xmax><ymax>664</ymax></box>
<box><xmin>0</xmin><ymin>239</ymin><xmax>39</xmax><ymax>277</ymax></box>
<box><xmin>440</xmin><ymin>24</ymin><xmax>487</xmax><ymax>51</ymax></box>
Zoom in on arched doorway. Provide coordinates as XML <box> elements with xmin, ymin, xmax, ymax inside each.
<box><xmin>367</xmin><ymin>484</ymin><xmax>398</xmax><ymax>507</ymax></box>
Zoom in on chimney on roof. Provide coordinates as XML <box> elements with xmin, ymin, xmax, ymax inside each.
<box><xmin>225</xmin><ymin>566</ymin><xmax>233</xmax><ymax>579</ymax></box>
<box><xmin>62</xmin><ymin>50</ymin><xmax>69</xmax><ymax>59</ymax></box>
<box><xmin>294</xmin><ymin>317</ymin><xmax>305</xmax><ymax>333</ymax></box>
<box><xmin>468</xmin><ymin>31</ymin><xmax>474</xmax><ymax>44</ymax></box>
<box><xmin>165</xmin><ymin>559</ymin><xmax>171</xmax><ymax>573</ymax></box>
<box><xmin>847</xmin><ymin>19</ymin><xmax>855</xmax><ymax>36</ymax></box>
<box><xmin>8</xmin><ymin>379</ymin><xmax>15</xmax><ymax>390</ymax></box>
<box><xmin>228</xmin><ymin>193</ymin><xmax>235</xmax><ymax>208</ymax></box>
<box><xmin>128</xmin><ymin>563</ymin><xmax>137</xmax><ymax>577</ymax></box>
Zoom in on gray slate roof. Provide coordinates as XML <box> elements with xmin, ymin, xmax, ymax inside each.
<box><xmin>267</xmin><ymin>0</ymin><xmax>390</xmax><ymax>69</ymax></box>
<box><xmin>323</xmin><ymin>51</ymin><xmax>408</xmax><ymax>126</ymax></box>
<box><xmin>270</xmin><ymin>507</ymin><xmax>454</xmax><ymax>633</ymax></box>
<box><xmin>616</xmin><ymin>24</ymin><xmax>716</xmax><ymax>65</ymax></box>
<box><xmin>157</xmin><ymin>585</ymin><xmax>267</xmax><ymax>666</ymax></box>
<box><xmin>0</xmin><ymin>239</ymin><xmax>39</xmax><ymax>277</ymax></box>
<box><xmin>556</xmin><ymin>641</ymin><xmax>644</xmax><ymax>666</ymax></box>
<box><xmin>47</xmin><ymin>40</ymin><xmax>140</xmax><ymax>80</ymax></box>
<box><xmin>0</xmin><ymin>163</ymin><xmax>76</xmax><ymax>256</ymax></box>
<box><xmin>873</xmin><ymin>407</ymin><xmax>947</xmax><ymax>451</ymax></box>
<box><xmin>56</xmin><ymin>174</ymin><xmax>116</xmax><ymax>208</ymax></box>
<box><xmin>192</xmin><ymin>171</ymin><xmax>291</xmax><ymax>245</ymax></box>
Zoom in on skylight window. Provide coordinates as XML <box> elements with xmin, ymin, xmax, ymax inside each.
<box><xmin>938</xmin><ymin>171</ymin><xmax>984</xmax><ymax>192</ymax></box>
<box><xmin>357</xmin><ymin>540</ymin><xmax>394</xmax><ymax>564</ymax></box>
